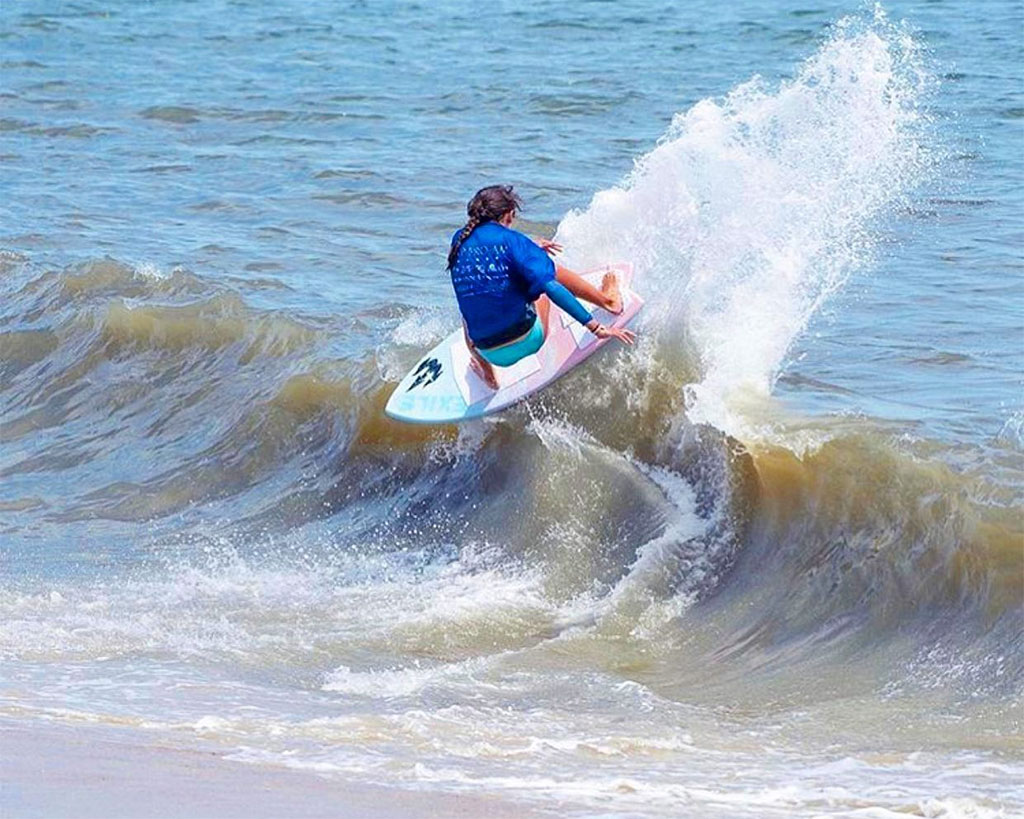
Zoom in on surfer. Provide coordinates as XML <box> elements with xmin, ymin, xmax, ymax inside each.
<box><xmin>447</xmin><ymin>185</ymin><xmax>635</xmax><ymax>389</ymax></box>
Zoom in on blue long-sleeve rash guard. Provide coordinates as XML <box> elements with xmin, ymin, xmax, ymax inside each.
<box><xmin>449</xmin><ymin>222</ymin><xmax>592</xmax><ymax>348</ymax></box>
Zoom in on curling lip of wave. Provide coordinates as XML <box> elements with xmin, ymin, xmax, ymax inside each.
<box><xmin>555</xmin><ymin>8</ymin><xmax>933</xmax><ymax>443</ymax></box>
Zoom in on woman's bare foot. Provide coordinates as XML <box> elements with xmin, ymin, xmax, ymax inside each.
<box><xmin>470</xmin><ymin>351</ymin><xmax>499</xmax><ymax>390</ymax></box>
<box><xmin>601</xmin><ymin>271</ymin><xmax>623</xmax><ymax>314</ymax></box>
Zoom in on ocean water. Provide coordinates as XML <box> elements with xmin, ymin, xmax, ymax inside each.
<box><xmin>1</xmin><ymin>0</ymin><xmax>1022</xmax><ymax>816</ymax></box>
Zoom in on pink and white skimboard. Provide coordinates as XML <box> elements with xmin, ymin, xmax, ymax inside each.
<box><xmin>385</xmin><ymin>263</ymin><xmax>642</xmax><ymax>424</ymax></box>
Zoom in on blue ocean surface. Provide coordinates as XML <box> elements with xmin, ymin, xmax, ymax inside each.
<box><xmin>1</xmin><ymin>1</ymin><xmax>1021</xmax><ymax>816</ymax></box>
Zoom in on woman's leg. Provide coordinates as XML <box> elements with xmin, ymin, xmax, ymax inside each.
<box><xmin>555</xmin><ymin>266</ymin><xmax>622</xmax><ymax>314</ymax></box>
<box><xmin>536</xmin><ymin>294</ymin><xmax>551</xmax><ymax>334</ymax></box>
<box><xmin>464</xmin><ymin>321</ymin><xmax>499</xmax><ymax>390</ymax></box>
<box><xmin>467</xmin><ymin>304</ymin><xmax>547</xmax><ymax>390</ymax></box>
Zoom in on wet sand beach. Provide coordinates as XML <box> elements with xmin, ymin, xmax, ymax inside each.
<box><xmin>1</xmin><ymin>719</ymin><xmax>547</xmax><ymax>819</ymax></box>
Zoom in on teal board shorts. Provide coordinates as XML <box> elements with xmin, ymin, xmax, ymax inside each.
<box><xmin>477</xmin><ymin>318</ymin><xmax>545</xmax><ymax>367</ymax></box>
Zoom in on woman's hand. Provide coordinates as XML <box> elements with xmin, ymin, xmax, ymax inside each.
<box><xmin>534</xmin><ymin>237</ymin><xmax>563</xmax><ymax>257</ymax></box>
<box><xmin>587</xmin><ymin>320</ymin><xmax>636</xmax><ymax>345</ymax></box>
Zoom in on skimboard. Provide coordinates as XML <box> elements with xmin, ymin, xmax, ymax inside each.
<box><xmin>385</xmin><ymin>263</ymin><xmax>642</xmax><ymax>424</ymax></box>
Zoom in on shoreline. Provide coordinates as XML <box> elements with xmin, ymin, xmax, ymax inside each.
<box><xmin>0</xmin><ymin>718</ymin><xmax>551</xmax><ymax>819</ymax></box>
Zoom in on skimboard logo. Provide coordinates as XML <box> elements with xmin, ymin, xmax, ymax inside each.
<box><xmin>407</xmin><ymin>357</ymin><xmax>442</xmax><ymax>390</ymax></box>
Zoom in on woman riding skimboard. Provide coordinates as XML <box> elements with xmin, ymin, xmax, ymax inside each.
<box><xmin>447</xmin><ymin>185</ymin><xmax>635</xmax><ymax>389</ymax></box>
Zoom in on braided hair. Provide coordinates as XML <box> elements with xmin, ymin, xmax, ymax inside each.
<box><xmin>447</xmin><ymin>185</ymin><xmax>524</xmax><ymax>271</ymax></box>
